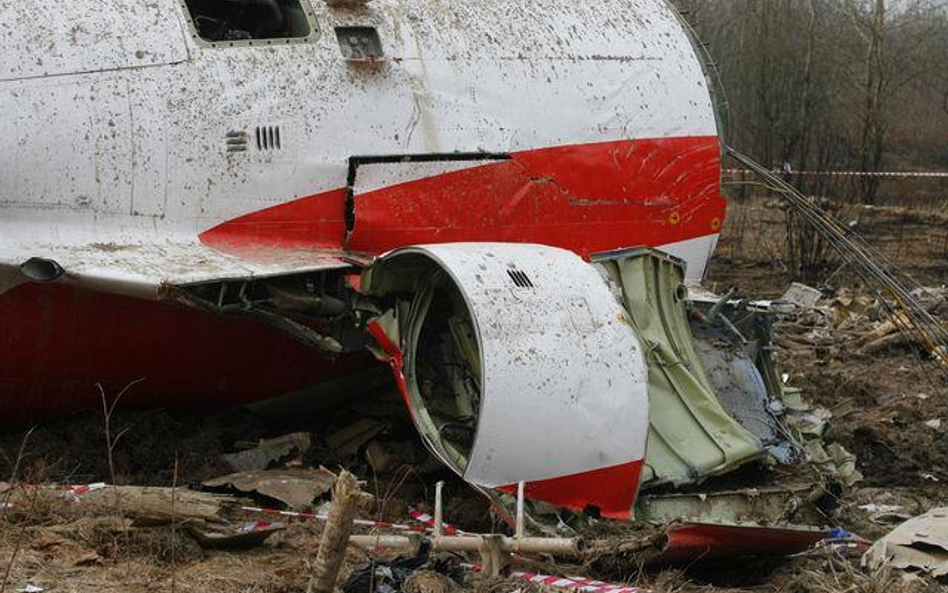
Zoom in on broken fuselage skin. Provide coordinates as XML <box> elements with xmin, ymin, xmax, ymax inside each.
<box><xmin>0</xmin><ymin>0</ymin><xmax>724</xmax><ymax>516</ymax></box>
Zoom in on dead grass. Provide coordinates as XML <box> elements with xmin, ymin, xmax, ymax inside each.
<box><xmin>786</xmin><ymin>564</ymin><xmax>928</xmax><ymax>593</ymax></box>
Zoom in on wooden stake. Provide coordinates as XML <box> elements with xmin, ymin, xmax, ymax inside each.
<box><xmin>308</xmin><ymin>470</ymin><xmax>362</xmax><ymax>593</ymax></box>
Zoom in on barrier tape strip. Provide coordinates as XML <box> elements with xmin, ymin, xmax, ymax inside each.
<box><xmin>26</xmin><ymin>483</ymin><xmax>472</xmax><ymax>536</ymax></box>
<box><xmin>65</xmin><ymin>482</ymin><xmax>107</xmax><ymax>496</ymax></box>
<box><xmin>724</xmin><ymin>168</ymin><xmax>948</xmax><ymax>179</ymax></box>
<box><xmin>512</xmin><ymin>572</ymin><xmax>646</xmax><ymax>593</ymax></box>
<box><xmin>238</xmin><ymin>506</ymin><xmax>469</xmax><ymax>536</ymax></box>
<box><xmin>240</xmin><ymin>505</ymin><xmax>425</xmax><ymax>532</ymax></box>
<box><xmin>407</xmin><ymin>509</ymin><xmax>468</xmax><ymax>535</ymax></box>
<box><xmin>238</xmin><ymin>520</ymin><xmax>284</xmax><ymax>533</ymax></box>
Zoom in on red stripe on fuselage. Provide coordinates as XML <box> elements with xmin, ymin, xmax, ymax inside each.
<box><xmin>200</xmin><ymin>137</ymin><xmax>725</xmax><ymax>259</ymax></box>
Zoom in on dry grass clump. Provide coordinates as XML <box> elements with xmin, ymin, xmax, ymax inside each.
<box><xmin>780</xmin><ymin>558</ymin><xmax>934</xmax><ymax>593</ymax></box>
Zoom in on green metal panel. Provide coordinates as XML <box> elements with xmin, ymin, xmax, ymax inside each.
<box><xmin>594</xmin><ymin>248</ymin><xmax>763</xmax><ymax>487</ymax></box>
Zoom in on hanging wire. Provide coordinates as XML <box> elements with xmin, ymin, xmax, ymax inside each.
<box><xmin>726</xmin><ymin>146</ymin><xmax>948</xmax><ymax>380</ymax></box>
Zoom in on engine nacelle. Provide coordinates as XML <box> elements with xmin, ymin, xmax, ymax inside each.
<box><xmin>363</xmin><ymin>243</ymin><xmax>649</xmax><ymax>518</ymax></box>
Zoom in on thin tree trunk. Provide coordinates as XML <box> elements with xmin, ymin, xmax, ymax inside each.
<box><xmin>308</xmin><ymin>471</ymin><xmax>362</xmax><ymax>593</ymax></box>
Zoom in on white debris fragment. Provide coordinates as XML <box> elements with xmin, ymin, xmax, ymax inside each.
<box><xmin>781</xmin><ymin>282</ymin><xmax>823</xmax><ymax>309</ymax></box>
<box><xmin>925</xmin><ymin>419</ymin><xmax>942</xmax><ymax>430</ymax></box>
<box><xmin>859</xmin><ymin>503</ymin><xmax>904</xmax><ymax>514</ymax></box>
<box><xmin>864</xmin><ymin>508</ymin><xmax>948</xmax><ymax>577</ymax></box>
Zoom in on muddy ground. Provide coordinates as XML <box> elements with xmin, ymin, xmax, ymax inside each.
<box><xmin>1</xmin><ymin>195</ymin><xmax>947</xmax><ymax>592</ymax></box>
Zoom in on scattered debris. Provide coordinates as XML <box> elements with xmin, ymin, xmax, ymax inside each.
<box><xmin>187</xmin><ymin>520</ymin><xmax>287</xmax><ymax>549</ymax></box>
<box><xmin>2</xmin><ymin>222</ymin><xmax>944</xmax><ymax>592</ymax></box>
<box><xmin>781</xmin><ymin>282</ymin><xmax>823</xmax><ymax>309</ymax></box>
<box><xmin>365</xmin><ymin>440</ymin><xmax>441</xmax><ymax>475</ymax></box>
<box><xmin>326</xmin><ymin>419</ymin><xmax>388</xmax><ymax>458</ymax></box>
<box><xmin>864</xmin><ymin>507</ymin><xmax>948</xmax><ymax>577</ymax></box>
<box><xmin>858</xmin><ymin>503</ymin><xmax>912</xmax><ymax>526</ymax></box>
<box><xmin>343</xmin><ymin>542</ymin><xmax>437</xmax><ymax>593</ymax></box>
<box><xmin>221</xmin><ymin>432</ymin><xmax>311</xmax><ymax>472</ymax></box>
<box><xmin>203</xmin><ymin>467</ymin><xmax>334</xmax><ymax>509</ymax></box>
<box><xmin>635</xmin><ymin>485</ymin><xmax>826</xmax><ymax>525</ymax></box>
<box><xmin>650</xmin><ymin>523</ymin><xmax>830</xmax><ymax>564</ymax></box>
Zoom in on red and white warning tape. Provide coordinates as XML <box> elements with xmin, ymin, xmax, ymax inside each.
<box><xmin>238</xmin><ymin>520</ymin><xmax>284</xmax><ymax>533</ymax></box>
<box><xmin>63</xmin><ymin>482</ymin><xmax>107</xmax><ymax>497</ymax></box>
<box><xmin>512</xmin><ymin>572</ymin><xmax>646</xmax><ymax>593</ymax></box>
<box><xmin>724</xmin><ymin>168</ymin><xmax>948</xmax><ymax>179</ymax></box>
<box><xmin>0</xmin><ymin>482</ymin><xmax>109</xmax><ymax>509</ymax></box>
<box><xmin>407</xmin><ymin>509</ymin><xmax>469</xmax><ymax>535</ymax></box>
<box><xmin>238</xmin><ymin>506</ymin><xmax>470</xmax><ymax>536</ymax></box>
<box><xmin>240</xmin><ymin>505</ymin><xmax>423</xmax><ymax>532</ymax></box>
<box><xmin>49</xmin><ymin>484</ymin><xmax>472</xmax><ymax>536</ymax></box>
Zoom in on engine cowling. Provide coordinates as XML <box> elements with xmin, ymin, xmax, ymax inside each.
<box><xmin>362</xmin><ymin>243</ymin><xmax>649</xmax><ymax>519</ymax></box>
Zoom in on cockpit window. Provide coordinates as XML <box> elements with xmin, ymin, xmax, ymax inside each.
<box><xmin>181</xmin><ymin>0</ymin><xmax>317</xmax><ymax>45</ymax></box>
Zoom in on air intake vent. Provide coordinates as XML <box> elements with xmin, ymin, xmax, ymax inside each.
<box><xmin>507</xmin><ymin>269</ymin><xmax>534</xmax><ymax>289</ymax></box>
<box><xmin>225</xmin><ymin>131</ymin><xmax>249</xmax><ymax>152</ymax></box>
<box><xmin>255</xmin><ymin>125</ymin><xmax>282</xmax><ymax>150</ymax></box>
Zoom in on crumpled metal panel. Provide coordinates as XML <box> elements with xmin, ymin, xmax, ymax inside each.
<box><xmin>692</xmin><ymin>336</ymin><xmax>781</xmax><ymax>447</ymax></box>
<box><xmin>650</xmin><ymin>523</ymin><xmax>830</xmax><ymax>565</ymax></box>
<box><xmin>593</xmin><ymin>248</ymin><xmax>763</xmax><ymax>488</ymax></box>
<box><xmin>635</xmin><ymin>485</ymin><xmax>822</xmax><ymax>525</ymax></box>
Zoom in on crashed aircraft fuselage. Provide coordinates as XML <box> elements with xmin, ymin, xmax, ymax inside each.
<box><xmin>0</xmin><ymin>0</ymin><xmax>727</xmax><ymax>516</ymax></box>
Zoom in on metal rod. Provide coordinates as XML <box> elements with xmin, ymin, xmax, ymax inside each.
<box><xmin>434</xmin><ymin>481</ymin><xmax>444</xmax><ymax>539</ymax></box>
<box><xmin>515</xmin><ymin>481</ymin><xmax>525</xmax><ymax>540</ymax></box>
<box><xmin>350</xmin><ymin>535</ymin><xmax>583</xmax><ymax>558</ymax></box>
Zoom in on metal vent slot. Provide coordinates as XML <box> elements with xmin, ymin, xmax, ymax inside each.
<box><xmin>255</xmin><ymin>126</ymin><xmax>282</xmax><ymax>150</ymax></box>
<box><xmin>506</xmin><ymin>269</ymin><xmax>534</xmax><ymax>289</ymax></box>
<box><xmin>225</xmin><ymin>131</ymin><xmax>248</xmax><ymax>152</ymax></box>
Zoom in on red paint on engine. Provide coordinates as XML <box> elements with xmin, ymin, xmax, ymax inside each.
<box><xmin>500</xmin><ymin>459</ymin><xmax>645</xmax><ymax>520</ymax></box>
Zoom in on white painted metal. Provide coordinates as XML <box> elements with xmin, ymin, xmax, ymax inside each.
<box><xmin>655</xmin><ymin>234</ymin><xmax>721</xmax><ymax>283</ymax></box>
<box><xmin>0</xmin><ymin>0</ymin><xmax>718</xmax><ymax>297</ymax></box>
<box><xmin>0</xmin><ymin>0</ymin><xmax>188</xmax><ymax>81</ymax></box>
<box><xmin>379</xmin><ymin>243</ymin><xmax>650</xmax><ymax>487</ymax></box>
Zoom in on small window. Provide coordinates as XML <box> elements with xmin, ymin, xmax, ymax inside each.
<box><xmin>181</xmin><ymin>0</ymin><xmax>317</xmax><ymax>46</ymax></box>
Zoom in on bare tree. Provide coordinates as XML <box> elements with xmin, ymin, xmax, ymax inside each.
<box><xmin>673</xmin><ymin>0</ymin><xmax>948</xmax><ymax>200</ymax></box>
